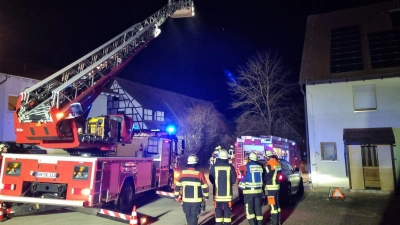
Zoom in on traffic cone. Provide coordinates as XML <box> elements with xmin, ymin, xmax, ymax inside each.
<box><xmin>0</xmin><ymin>201</ymin><xmax>4</xmax><ymax>221</ymax></box>
<box><xmin>129</xmin><ymin>206</ymin><xmax>138</xmax><ymax>225</ymax></box>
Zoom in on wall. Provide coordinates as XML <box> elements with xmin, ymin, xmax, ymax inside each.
<box><xmin>88</xmin><ymin>94</ymin><xmax>108</xmax><ymax>118</ymax></box>
<box><xmin>0</xmin><ymin>74</ymin><xmax>38</xmax><ymax>141</ymax></box>
<box><xmin>306</xmin><ymin>77</ymin><xmax>400</xmax><ymax>188</ymax></box>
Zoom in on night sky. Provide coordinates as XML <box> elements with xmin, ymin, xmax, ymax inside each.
<box><xmin>0</xmin><ymin>0</ymin><xmax>393</xmax><ymax>120</ymax></box>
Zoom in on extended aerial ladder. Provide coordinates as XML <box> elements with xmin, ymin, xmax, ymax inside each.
<box><xmin>14</xmin><ymin>0</ymin><xmax>194</xmax><ymax>155</ymax></box>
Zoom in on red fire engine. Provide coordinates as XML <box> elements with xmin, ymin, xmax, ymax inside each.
<box><xmin>234</xmin><ymin>135</ymin><xmax>301</xmax><ymax>179</ymax></box>
<box><xmin>0</xmin><ymin>0</ymin><xmax>194</xmax><ymax>216</ymax></box>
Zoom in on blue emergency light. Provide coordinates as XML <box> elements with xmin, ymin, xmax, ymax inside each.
<box><xmin>166</xmin><ymin>125</ymin><xmax>176</xmax><ymax>134</ymax></box>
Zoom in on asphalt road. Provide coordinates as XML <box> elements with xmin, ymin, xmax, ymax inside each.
<box><xmin>3</xmin><ymin>191</ymin><xmax>188</xmax><ymax>225</ymax></box>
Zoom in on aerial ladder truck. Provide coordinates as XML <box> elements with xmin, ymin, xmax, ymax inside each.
<box><xmin>0</xmin><ymin>0</ymin><xmax>194</xmax><ymax>217</ymax></box>
<box><xmin>13</xmin><ymin>0</ymin><xmax>194</xmax><ymax>156</ymax></box>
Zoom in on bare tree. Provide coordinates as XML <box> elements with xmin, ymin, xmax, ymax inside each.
<box><xmin>229</xmin><ymin>51</ymin><xmax>297</xmax><ymax>136</ymax></box>
<box><xmin>173</xmin><ymin>102</ymin><xmax>222</xmax><ymax>166</ymax></box>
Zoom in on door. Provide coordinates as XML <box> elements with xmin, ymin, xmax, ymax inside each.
<box><xmin>280</xmin><ymin>160</ymin><xmax>300</xmax><ymax>192</ymax></box>
<box><xmin>361</xmin><ymin>145</ymin><xmax>380</xmax><ymax>189</ymax></box>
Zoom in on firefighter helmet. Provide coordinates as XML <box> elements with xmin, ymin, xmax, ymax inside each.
<box><xmin>187</xmin><ymin>154</ymin><xmax>198</xmax><ymax>164</ymax></box>
<box><xmin>213</xmin><ymin>150</ymin><xmax>220</xmax><ymax>157</ymax></box>
<box><xmin>249</xmin><ymin>152</ymin><xmax>257</xmax><ymax>161</ymax></box>
<box><xmin>230</xmin><ymin>145</ymin><xmax>234</xmax><ymax>149</ymax></box>
<box><xmin>219</xmin><ymin>149</ymin><xmax>229</xmax><ymax>160</ymax></box>
<box><xmin>215</xmin><ymin>145</ymin><xmax>222</xmax><ymax>150</ymax></box>
<box><xmin>265</xmin><ymin>151</ymin><xmax>274</xmax><ymax>157</ymax></box>
<box><xmin>0</xmin><ymin>144</ymin><xmax>5</xmax><ymax>151</ymax></box>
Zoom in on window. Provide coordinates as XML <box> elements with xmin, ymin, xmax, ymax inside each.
<box><xmin>320</xmin><ymin>142</ymin><xmax>337</xmax><ymax>161</ymax></box>
<box><xmin>330</xmin><ymin>25</ymin><xmax>363</xmax><ymax>73</ymax></box>
<box><xmin>8</xmin><ymin>96</ymin><xmax>18</xmax><ymax>111</ymax></box>
<box><xmin>147</xmin><ymin>137</ymin><xmax>159</xmax><ymax>154</ymax></box>
<box><xmin>361</xmin><ymin>145</ymin><xmax>379</xmax><ymax>167</ymax></box>
<box><xmin>390</xmin><ymin>9</ymin><xmax>400</xmax><ymax>28</ymax></box>
<box><xmin>144</xmin><ymin>109</ymin><xmax>152</xmax><ymax>121</ymax></box>
<box><xmin>368</xmin><ymin>29</ymin><xmax>400</xmax><ymax>68</ymax></box>
<box><xmin>154</xmin><ymin>111</ymin><xmax>164</xmax><ymax>121</ymax></box>
<box><xmin>353</xmin><ymin>84</ymin><xmax>377</xmax><ymax>111</ymax></box>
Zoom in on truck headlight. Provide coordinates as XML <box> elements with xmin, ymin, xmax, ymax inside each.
<box><xmin>73</xmin><ymin>166</ymin><xmax>89</xmax><ymax>180</ymax></box>
<box><xmin>6</xmin><ymin>162</ymin><xmax>21</xmax><ymax>176</ymax></box>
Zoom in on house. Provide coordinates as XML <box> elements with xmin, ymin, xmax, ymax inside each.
<box><xmin>300</xmin><ymin>1</ymin><xmax>400</xmax><ymax>191</ymax></box>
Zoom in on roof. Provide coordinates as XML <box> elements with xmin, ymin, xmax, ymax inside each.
<box><xmin>343</xmin><ymin>127</ymin><xmax>395</xmax><ymax>145</ymax></box>
<box><xmin>300</xmin><ymin>1</ymin><xmax>400</xmax><ymax>84</ymax></box>
<box><xmin>0</xmin><ymin>59</ymin><xmax>58</xmax><ymax>80</ymax></box>
<box><xmin>113</xmin><ymin>77</ymin><xmax>209</xmax><ymax>113</ymax></box>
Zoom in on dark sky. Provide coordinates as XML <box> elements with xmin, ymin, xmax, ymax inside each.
<box><xmin>0</xmin><ymin>0</ymin><xmax>393</xmax><ymax>120</ymax></box>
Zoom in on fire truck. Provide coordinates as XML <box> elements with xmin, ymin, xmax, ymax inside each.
<box><xmin>0</xmin><ymin>0</ymin><xmax>194</xmax><ymax>215</ymax></box>
<box><xmin>234</xmin><ymin>135</ymin><xmax>300</xmax><ymax>179</ymax></box>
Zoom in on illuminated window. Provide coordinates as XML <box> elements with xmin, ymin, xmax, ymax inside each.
<box><xmin>8</xmin><ymin>96</ymin><xmax>18</xmax><ymax>111</ymax></box>
<box><xmin>353</xmin><ymin>84</ymin><xmax>377</xmax><ymax>111</ymax></box>
<box><xmin>154</xmin><ymin>111</ymin><xmax>164</xmax><ymax>121</ymax></box>
<box><xmin>144</xmin><ymin>109</ymin><xmax>152</xmax><ymax>121</ymax></box>
<box><xmin>320</xmin><ymin>142</ymin><xmax>337</xmax><ymax>161</ymax></box>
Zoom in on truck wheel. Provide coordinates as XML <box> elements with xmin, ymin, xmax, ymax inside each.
<box><xmin>118</xmin><ymin>180</ymin><xmax>134</xmax><ymax>213</ymax></box>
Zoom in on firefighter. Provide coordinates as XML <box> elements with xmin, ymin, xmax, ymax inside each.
<box><xmin>0</xmin><ymin>143</ymin><xmax>8</xmax><ymax>155</ymax></box>
<box><xmin>209</xmin><ymin>149</ymin><xmax>237</xmax><ymax>225</ymax></box>
<box><xmin>264</xmin><ymin>151</ymin><xmax>282</xmax><ymax>225</ymax></box>
<box><xmin>174</xmin><ymin>154</ymin><xmax>209</xmax><ymax>225</ymax></box>
<box><xmin>238</xmin><ymin>152</ymin><xmax>265</xmax><ymax>225</ymax></box>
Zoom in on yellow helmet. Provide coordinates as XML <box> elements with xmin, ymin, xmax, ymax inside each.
<box><xmin>187</xmin><ymin>154</ymin><xmax>198</xmax><ymax>164</ymax></box>
<box><xmin>265</xmin><ymin>151</ymin><xmax>274</xmax><ymax>157</ymax></box>
<box><xmin>219</xmin><ymin>150</ymin><xmax>229</xmax><ymax>160</ymax></box>
<box><xmin>215</xmin><ymin>145</ymin><xmax>221</xmax><ymax>150</ymax></box>
<box><xmin>249</xmin><ymin>152</ymin><xmax>257</xmax><ymax>161</ymax></box>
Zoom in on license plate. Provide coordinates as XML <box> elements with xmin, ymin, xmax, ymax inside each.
<box><xmin>35</xmin><ymin>172</ymin><xmax>58</xmax><ymax>179</ymax></box>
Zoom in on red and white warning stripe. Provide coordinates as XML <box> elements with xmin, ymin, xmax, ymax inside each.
<box><xmin>98</xmin><ymin>208</ymin><xmax>131</xmax><ymax>220</ymax></box>
<box><xmin>156</xmin><ymin>190</ymin><xmax>175</xmax><ymax>198</ymax></box>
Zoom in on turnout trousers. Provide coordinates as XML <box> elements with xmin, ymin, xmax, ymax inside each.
<box><xmin>182</xmin><ymin>202</ymin><xmax>202</xmax><ymax>225</ymax></box>
<box><xmin>267</xmin><ymin>190</ymin><xmax>281</xmax><ymax>225</ymax></box>
<box><xmin>215</xmin><ymin>201</ymin><xmax>232</xmax><ymax>225</ymax></box>
<box><xmin>243</xmin><ymin>193</ymin><xmax>263</xmax><ymax>225</ymax></box>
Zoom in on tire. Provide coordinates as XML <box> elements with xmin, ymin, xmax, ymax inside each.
<box><xmin>297</xmin><ymin>178</ymin><xmax>304</xmax><ymax>196</ymax></box>
<box><xmin>118</xmin><ymin>180</ymin><xmax>135</xmax><ymax>213</ymax></box>
<box><xmin>280</xmin><ymin>183</ymin><xmax>292</xmax><ymax>205</ymax></box>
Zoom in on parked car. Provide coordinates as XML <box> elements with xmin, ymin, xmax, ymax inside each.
<box><xmin>237</xmin><ymin>158</ymin><xmax>304</xmax><ymax>204</ymax></box>
<box><xmin>0</xmin><ymin>141</ymin><xmax>47</xmax><ymax>154</ymax></box>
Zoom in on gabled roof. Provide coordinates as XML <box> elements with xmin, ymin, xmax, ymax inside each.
<box><xmin>113</xmin><ymin>77</ymin><xmax>209</xmax><ymax>113</ymax></box>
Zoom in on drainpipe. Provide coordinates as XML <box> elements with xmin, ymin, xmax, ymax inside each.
<box><xmin>300</xmin><ymin>82</ymin><xmax>312</xmax><ymax>183</ymax></box>
<box><xmin>0</xmin><ymin>74</ymin><xmax>8</xmax><ymax>86</ymax></box>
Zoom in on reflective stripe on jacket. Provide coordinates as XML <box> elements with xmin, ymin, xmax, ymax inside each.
<box><xmin>174</xmin><ymin>166</ymin><xmax>209</xmax><ymax>202</ymax></box>
<box><xmin>264</xmin><ymin>158</ymin><xmax>281</xmax><ymax>191</ymax></box>
<box><xmin>209</xmin><ymin>160</ymin><xmax>237</xmax><ymax>202</ymax></box>
<box><xmin>239</xmin><ymin>160</ymin><xmax>264</xmax><ymax>194</ymax></box>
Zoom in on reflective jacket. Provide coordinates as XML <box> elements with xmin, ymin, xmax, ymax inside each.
<box><xmin>209</xmin><ymin>159</ymin><xmax>237</xmax><ymax>202</ymax></box>
<box><xmin>264</xmin><ymin>158</ymin><xmax>282</xmax><ymax>191</ymax></box>
<box><xmin>238</xmin><ymin>160</ymin><xmax>265</xmax><ymax>194</ymax></box>
<box><xmin>174</xmin><ymin>165</ymin><xmax>209</xmax><ymax>203</ymax></box>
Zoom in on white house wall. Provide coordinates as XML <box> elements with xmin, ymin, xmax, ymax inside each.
<box><xmin>0</xmin><ymin>74</ymin><xmax>39</xmax><ymax>141</ymax></box>
<box><xmin>306</xmin><ymin>77</ymin><xmax>400</xmax><ymax>188</ymax></box>
<box><xmin>88</xmin><ymin>94</ymin><xmax>108</xmax><ymax>118</ymax></box>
